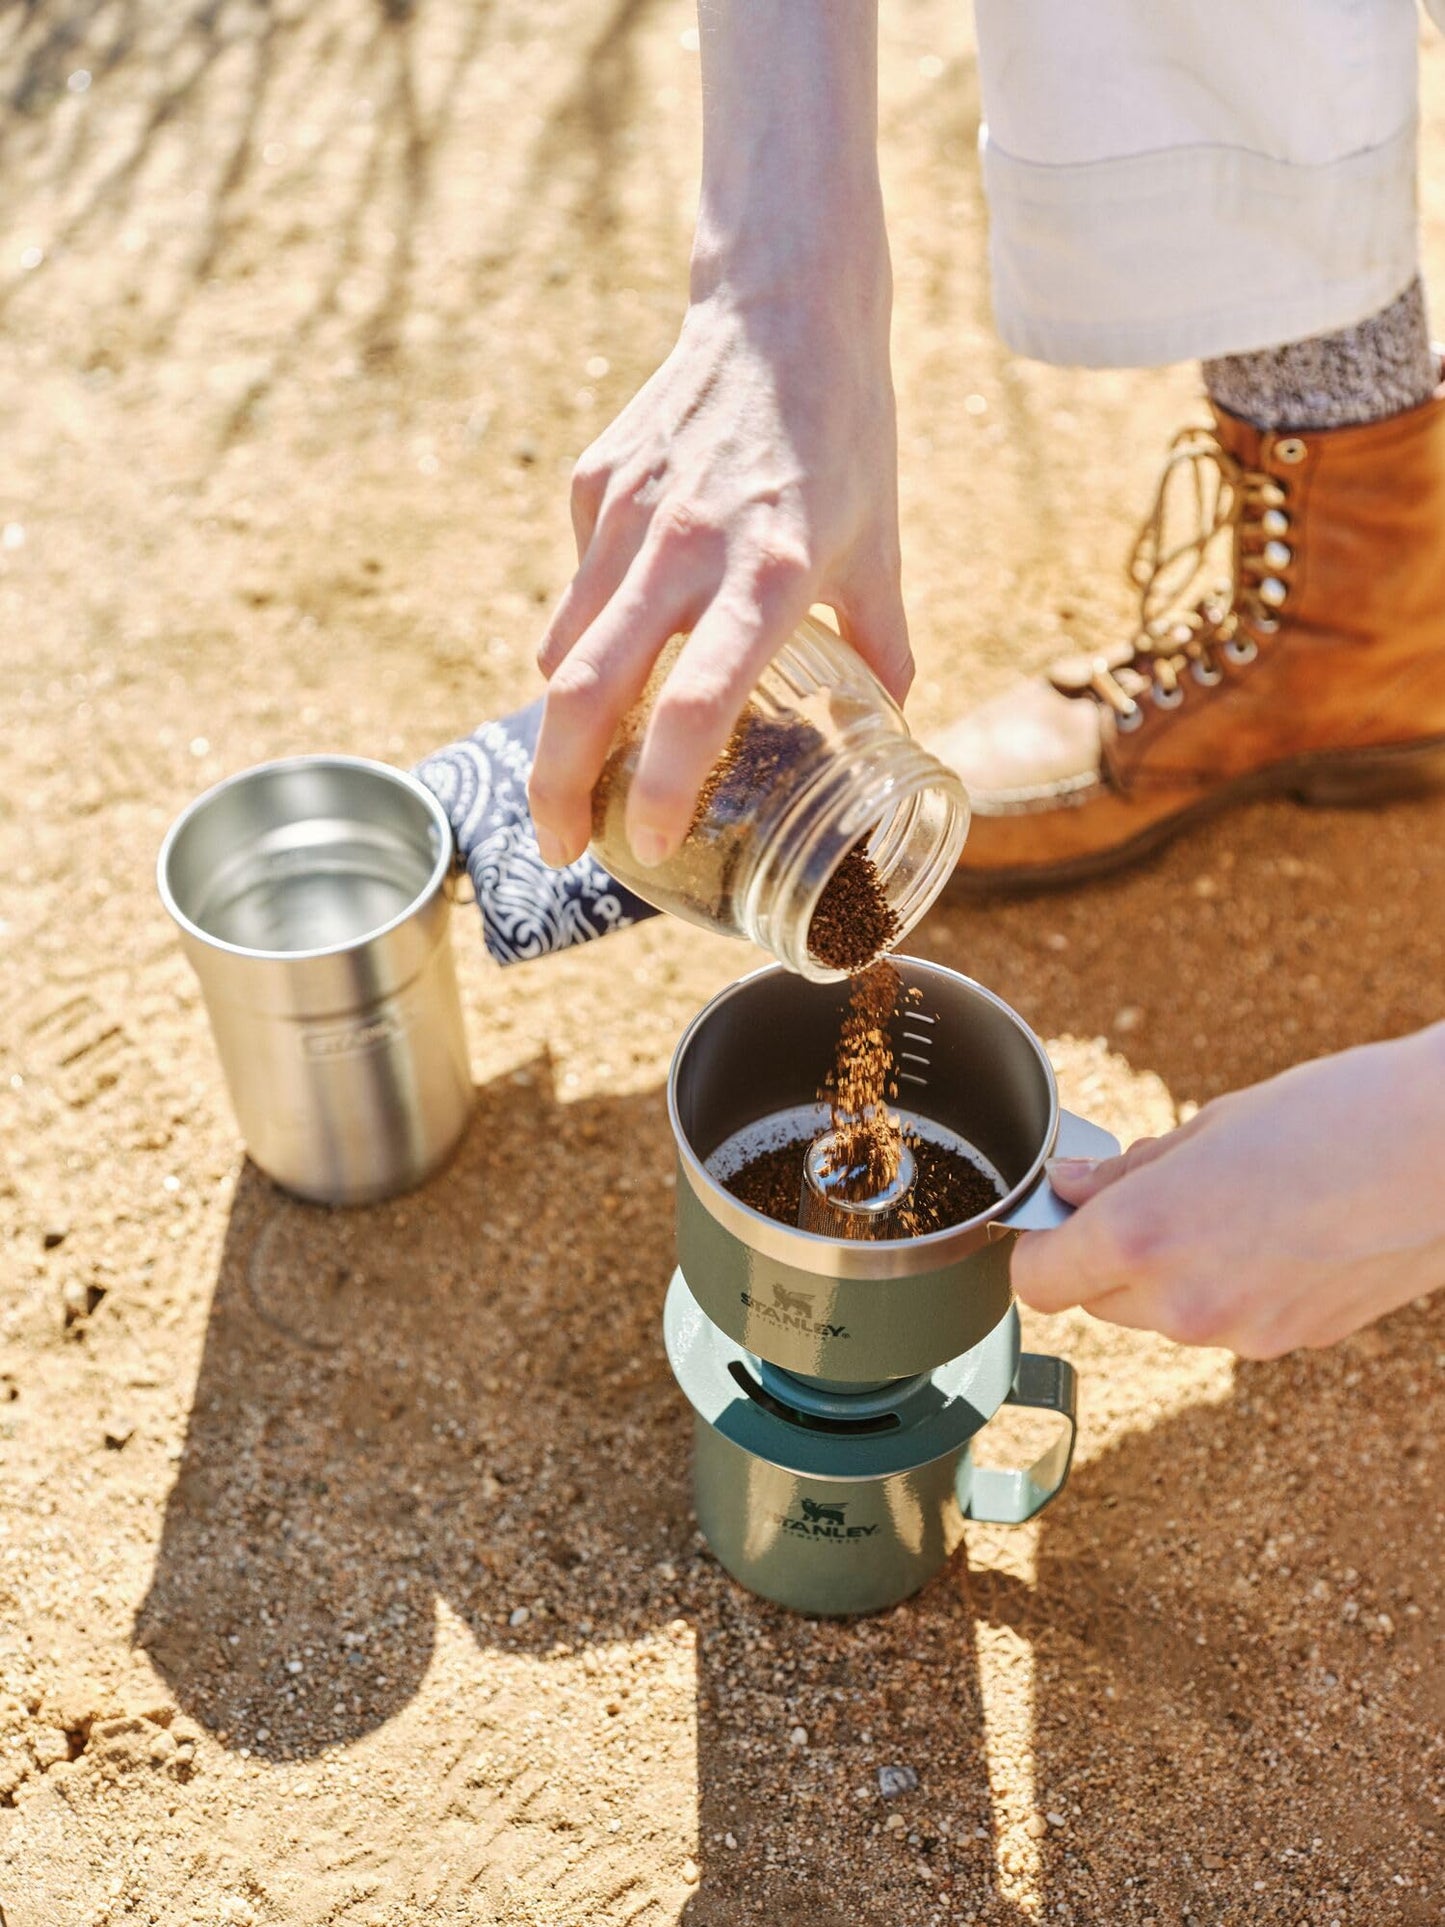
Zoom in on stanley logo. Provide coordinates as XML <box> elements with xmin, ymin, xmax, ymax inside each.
<box><xmin>739</xmin><ymin>1281</ymin><xmax>850</xmax><ymax>1339</ymax></box>
<box><xmin>302</xmin><ymin>1012</ymin><xmax>404</xmax><ymax>1058</ymax></box>
<box><xmin>778</xmin><ymin>1497</ymin><xmax>880</xmax><ymax>1542</ymax></box>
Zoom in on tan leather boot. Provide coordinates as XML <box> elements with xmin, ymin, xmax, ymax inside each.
<box><xmin>938</xmin><ymin>380</ymin><xmax>1445</xmax><ymax>889</ymax></box>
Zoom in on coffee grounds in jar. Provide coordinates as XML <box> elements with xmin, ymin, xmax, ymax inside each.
<box><xmin>591</xmin><ymin>657</ymin><xmax>899</xmax><ymax>974</ymax></box>
<box><xmin>725</xmin><ymin>1130</ymin><xmax>1002</xmax><ymax>1237</ymax></box>
<box><xmin>807</xmin><ymin>843</ymin><xmax>900</xmax><ymax>972</ymax></box>
<box><xmin>592</xmin><ymin>691</ymin><xmax>829</xmax><ymax>929</ymax></box>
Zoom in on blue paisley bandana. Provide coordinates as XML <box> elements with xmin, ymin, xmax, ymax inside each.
<box><xmin>416</xmin><ymin>700</ymin><xmax>659</xmax><ymax>965</ymax></box>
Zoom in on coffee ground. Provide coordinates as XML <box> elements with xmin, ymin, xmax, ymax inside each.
<box><xmin>807</xmin><ymin>843</ymin><xmax>899</xmax><ymax>972</ymax></box>
<box><xmin>725</xmin><ymin>1130</ymin><xmax>1003</xmax><ymax>1237</ymax></box>
<box><xmin>592</xmin><ymin>659</ymin><xmax>900</xmax><ymax>975</ymax></box>
<box><xmin>593</xmin><ymin>689</ymin><xmax>832</xmax><ymax>931</ymax></box>
<box><xmin>820</xmin><ymin>959</ymin><xmax>905</xmax><ymax>1197</ymax></box>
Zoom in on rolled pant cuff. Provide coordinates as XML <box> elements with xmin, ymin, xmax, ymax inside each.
<box><xmin>983</xmin><ymin>118</ymin><xmax>1421</xmax><ymax>370</ymax></box>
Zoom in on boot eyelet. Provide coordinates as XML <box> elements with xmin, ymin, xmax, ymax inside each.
<box><xmin>1261</xmin><ymin>507</ymin><xmax>1290</xmax><ymax>537</ymax></box>
<box><xmin>1275</xmin><ymin>437</ymin><xmax>1307</xmax><ymax>465</ymax></box>
<box><xmin>1257</xmin><ymin>576</ymin><xmax>1288</xmax><ymax>609</ymax></box>
<box><xmin>1252</xmin><ymin>615</ymin><xmax>1281</xmax><ymax>637</ymax></box>
<box><xmin>1258</xmin><ymin>482</ymin><xmax>1288</xmax><ymax>508</ymax></box>
<box><xmin>1262</xmin><ymin>539</ymin><xmax>1292</xmax><ymax>571</ymax></box>
<box><xmin>1151</xmin><ymin>682</ymin><xmax>1184</xmax><ymax>710</ymax></box>
<box><xmin>1224</xmin><ymin>635</ymin><xmax>1259</xmax><ymax>666</ymax></box>
<box><xmin>1116</xmin><ymin>701</ymin><xmax>1144</xmax><ymax>732</ymax></box>
<box><xmin>1192</xmin><ymin>658</ymin><xmax>1224</xmax><ymax>687</ymax></box>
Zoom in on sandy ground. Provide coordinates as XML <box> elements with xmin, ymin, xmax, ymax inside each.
<box><xmin>3</xmin><ymin>3</ymin><xmax>1445</xmax><ymax>1923</ymax></box>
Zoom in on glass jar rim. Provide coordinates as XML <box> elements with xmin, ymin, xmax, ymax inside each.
<box><xmin>738</xmin><ymin>740</ymin><xmax>969</xmax><ymax>981</ymax></box>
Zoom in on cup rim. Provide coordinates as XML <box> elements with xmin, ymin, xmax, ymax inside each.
<box><xmin>666</xmin><ymin>957</ymin><xmax>1060</xmax><ymax>1279</ymax></box>
<box><xmin>157</xmin><ymin>753</ymin><xmax>454</xmax><ymax>963</ymax></box>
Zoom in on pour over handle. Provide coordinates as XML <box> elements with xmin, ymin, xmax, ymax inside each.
<box><xmin>988</xmin><ymin>1110</ymin><xmax>1120</xmax><ymax>1237</ymax></box>
<box><xmin>958</xmin><ymin>1352</ymin><xmax>1077</xmax><ymax>1526</ymax></box>
<box><xmin>960</xmin><ymin>1112</ymin><xmax>1115</xmax><ymax>1523</ymax></box>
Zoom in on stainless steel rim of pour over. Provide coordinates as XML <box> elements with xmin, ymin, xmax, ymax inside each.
<box><xmin>667</xmin><ymin>957</ymin><xmax>1119</xmax><ymax>1381</ymax></box>
<box><xmin>158</xmin><ymin>754</ymin><xmax>474</xmax><ymax>1206</ymax></box>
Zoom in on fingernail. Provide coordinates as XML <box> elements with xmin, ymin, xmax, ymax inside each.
<box><xmin>535</xmin><ymin>827</ymin><xmax>569</xmax><ymax>869</ymax></box>
<box><xmin>629</xmin><ymin>826</ymin><xmax>669</xmax><ymax>869</ymax></box>
<box><xmin>1046</xmin><ymin>1157</ymin><xmax>1097</xmax><ymax>1181</ymax></box>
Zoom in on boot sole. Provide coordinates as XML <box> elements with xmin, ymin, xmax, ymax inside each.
<box><xmin>949</xmin><ymin>734</ymin><xmax>1445</xmax><ymax>895</ymax></box>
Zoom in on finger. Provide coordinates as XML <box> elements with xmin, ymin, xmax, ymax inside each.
<box><xmin>569</xmin><ymin>453</ymin><xmax>608</xmax><ymax>558</ymax></box>
<box><xmin>1063</xmin><ymin>1279</ymin><xmax>1180</xmax><ymax>1336</ymax></box>
<box><xmin>832</xmin><ymin>573</ymin><xmax>914</xmax><ymax>706</ymax></box>
<box><xmin>537</xmin><ymin>514</ymin><xmax>647</xmax><ymax>681</ymax></box>
<box><xmin>527</xmin><ymin>556</ymin><xmax>704</xmax><ymax>866</ymax></box>
<box><xmin>1044</xmin><ymin>1137</ymin><xmax>1162</xmax><ymax>1205</ymax></box>
<box><xmin>1014</xmin><ymin>1254</ymin><xmax>1195</xmax><ymax>1344</ymax></box>
<box><xmin>539</xmin><ymin>543</ymin><xmax>639</xmax><ymax>686</ymax></box>
<box><xmin>1082</xmin><ymin>1277</ymin><xmax>1246</xmax><ymax>1352</ymax></box>
<box><xmin>1009</xmin><ymin>1177</ymin><xmax>1154</xmax><ymax>1315</ymax></box>
<box><xmin>1045</xmin><ymin>1098</ymin><xmax>1221</xmax><ymax>1203</ymax></box>
<box><xmin>1009</xmin><ymin>1221</ymin><xmax>1098</xmax><ymax>1315</ymax></box>
<box><xmin>624</xmin><ymin>555</ymin><xmax>814</xmax><ymax>863</ymax></box>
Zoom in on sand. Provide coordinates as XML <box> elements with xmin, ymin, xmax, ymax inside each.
<box><xmin>2</xmin><ymin>3</ymin><xmax>1444</xmax><ymax>1923</ymax></box>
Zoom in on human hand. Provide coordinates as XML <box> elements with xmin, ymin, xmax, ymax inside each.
<box><xmin>527</xmin><ymin>0</ymin><xmax>909</xmax><ymax>872</ymax></box>
<box><xmin>527</xmin><ymin>279</ymin><xmax>907</xmax><ymax>872</ymax></box>
<box><xmin>1011</xmin><ymin>1025</ymin><xmax>1445</xmax><ymax>1358</ymax></box>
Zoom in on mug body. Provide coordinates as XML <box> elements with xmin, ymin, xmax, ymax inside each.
<box><xmin>665</xmin><ymin>1268</ymin><xmax>1024</xmax><ymax>1616</ymax></box>
<box><xmin>159</xmin><ymin>755</ymin><xmax>473</xmax><ymax>1205</ymax></box>
<box><xmin>694</xmin><ymin>1424</ymin><xmax>966</xmax><ymax>1617</ymax></box>
<box><xmin>668</xmin><ymin>959</ymin><xmax>1062</xmax><ymax>1381</ymax></box>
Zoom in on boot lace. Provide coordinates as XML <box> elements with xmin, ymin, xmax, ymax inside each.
<box><xmin>1062</xmin><ymin>426</ymin><xmax>1294</xmax><ymax>731</ymax></box>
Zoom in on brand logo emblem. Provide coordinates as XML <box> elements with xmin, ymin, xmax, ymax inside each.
<box><xmin>302</xmin><ymin>1013</ymin><xmax>403</xmax><ymax>1058</ymax></box>
<box><xmin>771</xmin><ymin>1283</ymin><xmax>811</xmax><ymax>1315</ymax></box>
<box><xmin>739</xmin><ymin>1281</ymin><xmax>850</xmax><ymax>1339</ymax></box>
<box><xmin>777</xmin><ymin>1497</ymin><xmax>879</xmax><ymax>1542</ymax></box>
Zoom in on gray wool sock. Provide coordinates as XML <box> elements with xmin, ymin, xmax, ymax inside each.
<box><xmin>1202</xmin><ymin>277</ymin><xmax>1437</xmax><ymax>431</ymax></box>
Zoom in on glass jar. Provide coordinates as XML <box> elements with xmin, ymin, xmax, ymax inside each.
<box><xmin>590</xmin><ymin>615</ymin><xmax>969</xmax><ymax>981</ymax></box>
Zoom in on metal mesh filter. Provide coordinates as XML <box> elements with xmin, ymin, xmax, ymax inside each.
<box><xmin>797</xmin><ymin>1130</ymin><xmax>917</xmax><ymax>1241</ymax></box>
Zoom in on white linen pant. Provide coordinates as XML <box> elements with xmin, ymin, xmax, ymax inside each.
<box><xmin>976</xmin><ymin>0</ymin><xmax>1440</xmax><ymax>367</ymax></box>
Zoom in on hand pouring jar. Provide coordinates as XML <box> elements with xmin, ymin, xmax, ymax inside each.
<box><xmin>159</xmin><ymin>755</ymin><xmax>473</xmax><ymax>1206</ymax></box>
<box><xmin>664</xmin><ymin>957</ymin><xmax>1117</xmax><ymax>1615</ymax></box>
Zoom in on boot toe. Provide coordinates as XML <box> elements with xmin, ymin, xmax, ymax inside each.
<box><xmin>932</xmin><ymin>678</ymin><xmax>1105</xmax><ymax>813</ymax></box>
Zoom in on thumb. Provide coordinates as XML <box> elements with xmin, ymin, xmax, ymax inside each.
<box><xmin>1045</xmin><ymin>1133</ymin><xmax>1172</xmax><ymax>1204</ymax></box>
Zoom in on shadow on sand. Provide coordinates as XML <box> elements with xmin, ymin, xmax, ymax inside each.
<box><xmin>133</xmin><ymin>1052</ymin><xmax>1027</xmax><ymax>1922</ymax></box>
<box><xmin>134</xmin><ymin>920</ymin><xmax>1445</xmax><ymax>1923</ymax></box>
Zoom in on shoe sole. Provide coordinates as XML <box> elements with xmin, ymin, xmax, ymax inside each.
<box><xmin>949</xmin><ymin>734</ymin><xmax>1445</xmax><ymax>895</ymax></box>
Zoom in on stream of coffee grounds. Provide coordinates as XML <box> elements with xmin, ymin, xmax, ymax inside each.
<box><xmin>821</xmin><ymin>959</ymin><xmax>907</xmax><ymax>1198</ymax></box>
<box><xmin>723</xmin><ymin>957</ymin><xmax>1004</xmax><ymax>1237</ymax></box>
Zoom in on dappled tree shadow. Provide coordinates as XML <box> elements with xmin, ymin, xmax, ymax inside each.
<box><xmin>0</xmin><ymin>0</ymin><xmax>678</xmax><ymax>448</ymax></box>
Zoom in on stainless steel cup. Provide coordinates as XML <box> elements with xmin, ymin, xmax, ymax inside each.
<box><xmin>159</xmin><ymin>755</ymin><xmax>473</xmax><ymax>1205</ymax></box>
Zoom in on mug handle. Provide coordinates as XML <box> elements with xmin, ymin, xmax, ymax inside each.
<box><xmin>957</xmin><ymin>1352</ymin><xmax>1077</xmax><ymax>1525</ymax></box>
<box><xmin>961</xmin><ymin>1110</ymin><xmax>1121</xmax><ymax>1524</ymax></box>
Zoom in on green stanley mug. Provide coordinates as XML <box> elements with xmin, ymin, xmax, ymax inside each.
<box><xmin>664</xmin><ymin>959</ymin><xmax>1118</xmax><ymax>1616</ymax></box>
